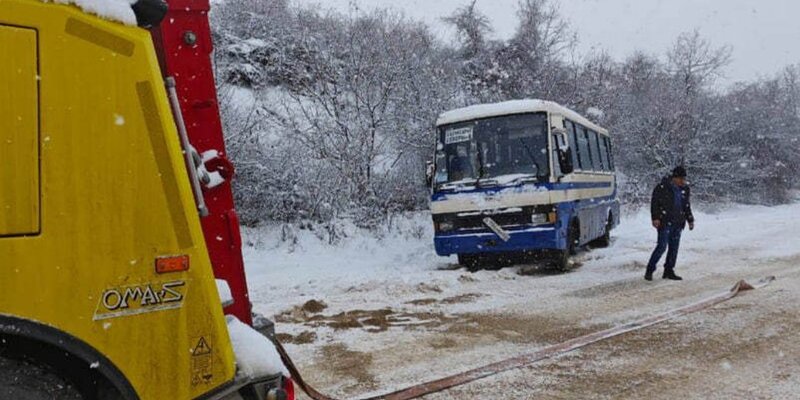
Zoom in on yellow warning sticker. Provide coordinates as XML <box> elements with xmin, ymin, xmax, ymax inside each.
<box><xmin>191</xmin><ymin>336</ymin><xmax>214</xmax><ymax>386</ymax></box>
<box><xmin>192</xmin><ymin>337</ymin><xmax>212</xmax><ymax>356</ymax></box>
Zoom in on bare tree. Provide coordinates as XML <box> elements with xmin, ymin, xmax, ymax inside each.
<box><xmin>663</xmin><ymin>31</ymin><xmax>732</xmax><ymax>163</ymax></box>
<box><xmin>667</xmin><ymin>30</ymin><xmax>733</xmax><ymax>96</ymax></box>
<box><xmin>443</xmin><ymin>1</ymin><xmax>492</xmax><ymax>58</ymax></box>
<box><xmin>501</xmin><ymin>0</ymin><xmax>576</xmax><ymax>98</ymax></box>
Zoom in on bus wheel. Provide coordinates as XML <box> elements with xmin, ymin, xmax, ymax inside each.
<box><xmin>0</xmin><ymin>355</ymin><xmax>83</xmax><ymax>400</ymax></box>
<box><xmin>592</xmin><ymin>215</ymin><xmax>613</xmax><ymax>248</ymax></box>
<box><xmin>484</xmin><ymin>253</ymin><xmax>514</xmax><ymax>271</ymax></box>
<box><xmin>553</xmin><ymin>221</ymin><xmax>579</xmax><ymax>271</ymax></box>
<box><xmin>458</xmin><ymin>254</ymin><xmax>482</xmax><ymax>272</ymax></box>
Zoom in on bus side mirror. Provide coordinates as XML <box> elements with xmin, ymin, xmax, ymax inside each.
<box><xmin>425</xmin><ymin>160</ymin><xmax>434</xmax><ymax>188</ymax></box>
<box><xmin>558</xmin><ymin>147</ymin><xmax>574</xmax><ymax>175</ymax></box>
<box><xmin>553</xmin><ymin>130</ymin><xmax>574</xmax><ymax>175</ymax></box>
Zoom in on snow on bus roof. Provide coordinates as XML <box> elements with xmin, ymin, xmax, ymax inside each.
<box><xmin>437</xmin><ymin>99</ymin><xmax>608</xmax><ymax>135</ymax></box>
<box><xmin>43</xmin><ymin>0</ymin><xmax>138</xmax><ymax>26</ymax></box>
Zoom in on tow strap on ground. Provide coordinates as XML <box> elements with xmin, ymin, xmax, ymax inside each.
<box><xmin>273</xmin><ymin>276</ymin><xmax>776</xmax><ymax>400</ymax></box>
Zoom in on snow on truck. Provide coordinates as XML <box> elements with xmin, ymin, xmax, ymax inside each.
<box><xmin>430</xmin><ymin>100</ymin><xmax>621</xmax><ymax>270</ymax></box>
<box><xmin>0</xmin><ymin>1</ymin><xmax>294</xmax><ymax>399</ymax></box>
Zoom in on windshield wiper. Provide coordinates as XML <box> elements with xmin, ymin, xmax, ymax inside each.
<box><xmin>476</xmin><ymin>141</ymin><xmax>486</xmax><ymax>182</ymax></box>
<box><xmin>519</xmin><ymin>139</ymin><xmax>542</xmax><ymax>179</ymax></box>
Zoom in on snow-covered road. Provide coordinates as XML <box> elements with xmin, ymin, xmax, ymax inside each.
<box><xmin>243</xmin><ymin>203</ymin><xmax>800</xmax><ymax>399</ymax></box>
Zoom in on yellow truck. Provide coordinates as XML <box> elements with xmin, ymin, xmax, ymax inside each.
<box><xmin>0</xmin><ymin>1</ymin><xmax>291</xmax><ymax>399</ymax></box>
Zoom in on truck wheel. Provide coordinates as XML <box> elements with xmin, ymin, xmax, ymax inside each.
<box><xmin>0</xmin><ymin>355</ymin><xmax>83</xmax><ymax>400</ymax></box>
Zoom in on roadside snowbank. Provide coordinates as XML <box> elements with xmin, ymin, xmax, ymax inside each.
<box><xmin>241</xmin><ymin>212</ymin><xmax>439</xmax><ymax>296</ymax></box>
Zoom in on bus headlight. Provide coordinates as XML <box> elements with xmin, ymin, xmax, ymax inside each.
<box><xmin>437</xmin><ymin>221</ymin><xmax>455</xmax><ymax>232</ymax></box>
<box><xmin>531</xmin><ymin>214</ymin><xmax>548</xmax><ymax>225</ymax></box>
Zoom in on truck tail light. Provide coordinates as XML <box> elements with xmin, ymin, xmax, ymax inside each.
<box><xmin>155</xmin><ymin>255</ymin><xmax>189</xmax><ymax>274</ymax></box>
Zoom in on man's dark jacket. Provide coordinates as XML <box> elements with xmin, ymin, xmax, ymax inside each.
<box><xmin>651</xmin><ymin>177</ymin><xmax>695</xmax><ymax>228</ymax></box>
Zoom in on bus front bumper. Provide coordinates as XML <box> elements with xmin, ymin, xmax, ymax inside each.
<box><xmin>434</xmin><ymin>226</ymin><xmax>561</xmax><ymax>256</ymax></box>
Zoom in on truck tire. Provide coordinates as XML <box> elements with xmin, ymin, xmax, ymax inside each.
<box><xmin>0</xmin><ymin>355</ymin><xmax>83</xmax><ymax>400</ymax></box>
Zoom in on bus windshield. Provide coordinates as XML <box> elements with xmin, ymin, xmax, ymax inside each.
<box><xmin>434</xmin><ymin>113</ymin><xmax>550</xmax><ymax>188</ymax></box>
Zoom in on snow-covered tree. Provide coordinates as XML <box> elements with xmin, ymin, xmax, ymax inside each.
<box><xmin>210</xmin><ymin>0</ymin><xmax>800</xmax><ymax>226</ymax></box>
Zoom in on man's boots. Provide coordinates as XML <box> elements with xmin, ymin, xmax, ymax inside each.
<box><xmin>663</xmin><ymin>270</ymin><xmax>683</xmax><ymax>281</ymax></box>
<box><xmin>644</xmin><ymin>271</ymin><xmax>653</xmax><ymax>281</ymax></box>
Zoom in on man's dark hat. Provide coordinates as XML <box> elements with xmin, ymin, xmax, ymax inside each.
<box><xmin>672</xmin><ymin>166</ymin><xmax>687</xmax><ymax>178</ymax></box>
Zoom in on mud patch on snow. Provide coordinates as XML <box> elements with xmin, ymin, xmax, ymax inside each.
<box><xmin>274</xmin><ymin>299</ymin><xmax>328</xmax><ymax>325</ymax></box>
<box><xmin>416</xmin><ymin>283</ymin><xmax>443</xmax><ymax>293</ymax></box>
<box><xmin>442</xmin><ymin>293</ymin><xmax>486</xmax><ymax>304</ymax></box>
<box><xmin>316</xmin><ymin>343</ymin><xmax>378</xmax><ymax>392</ymax></box>
<box><xmin>279</xmin><ymin>308</ymin><xmax>457</xmax><ymax>333</ymax></box>
<box><xmin>621</xmin><ymin>260</ymin><xmax>648</xmax><ymax>271</ymax></box>
<box><xmin>301</xmin><ymin>299</ymin><xmax>328</xmax><ymax>314</ymax></box>
<box><xmin>428</xmin><ymin>337</ymin><xmax>460</xmax><ymax>350</ymax></box>
<box><xmin>568</xmin><ymin>277</ymin><xmax>652</xmax><ymax>298</ymax></box>
<box><xmin>447</xmin><ymin>313</ymin><xmax>607</xmax><ymax>345</ymax></box>
<box><xmin>406</xmin><ymin>293</ymin><xmax>486</xmax><ymax>306</ymax></box>
<box><xmin>406</xmin><ymin>298</ymin><xmax>438</xmax><ymax>306</ymax></box>
<box><xmin>275</xmin><ymin>330</ymin><xmax>318</xmax><ymax>345</ymax></box>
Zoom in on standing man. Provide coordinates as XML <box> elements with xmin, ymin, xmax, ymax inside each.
<box><xmin>645</xmin><ymin>166</ymin><xmax>695</xmax><ymax>281</ymax></box>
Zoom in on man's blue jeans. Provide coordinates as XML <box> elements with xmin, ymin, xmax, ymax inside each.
<box><xmin>647</xmin><ymin>225</ymin><xmax>683</xmax><ymax>274</ymax></box>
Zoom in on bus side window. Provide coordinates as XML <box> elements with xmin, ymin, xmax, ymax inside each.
<box><xmin>565</xmin><ymin>120</ymin><xmax>579</xmax><ymax>170</ymax></box>
<box><xmin>598</xmin><ymin>134</ymin><xmax>610</xmax><ymax>172</ymax></box>
<box><xmin>588</xmin><ymin>130</ymin><xmax>604</xmax><ymax>171</ymax></box>
<box><xmin>603</xmin><ymin>137</ymin><xmax>614</xmax><ymax>171</ymax></box>
<box><xmin>605</xmin><ymin>136</ymin><xmax>615</xmax><ymax>170</ymax></box>
<box><xmin>576</xmin><ymin>125</ymin><xmax>592</xmax><ymax>171</ymax></box>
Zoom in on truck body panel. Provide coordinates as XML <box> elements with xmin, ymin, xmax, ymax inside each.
<box><xmin>0</xmin><ymin>1</ymin><xmax>236</xmax><ymax>397</ymax></box>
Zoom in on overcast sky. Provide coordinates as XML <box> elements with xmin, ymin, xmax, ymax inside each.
<box><xmin>293</xmin><ymin>0</ymin><xmax>800</xmax><ymax>87</ymax></box>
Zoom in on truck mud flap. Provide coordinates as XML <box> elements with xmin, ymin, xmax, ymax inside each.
<box><xmin>273</xmin><ymin>277</ymin><xmax>776</xmax><ymax>400</ymax></box>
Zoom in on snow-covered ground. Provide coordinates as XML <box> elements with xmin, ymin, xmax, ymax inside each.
<box><xmin>245</xmin><ymin>203</ymin><xmax>797</xmax><ymax>316</ymax></box>
<box><xmin>243</xmin><ymin>203</ymin><xmax>800</xmax><ymax>398</ymax></box>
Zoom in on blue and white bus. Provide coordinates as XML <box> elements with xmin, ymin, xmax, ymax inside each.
<box><xmin>429</xmin><ymin>100</ymin><xmax>620</xmax><ymax>270</ymax></box>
